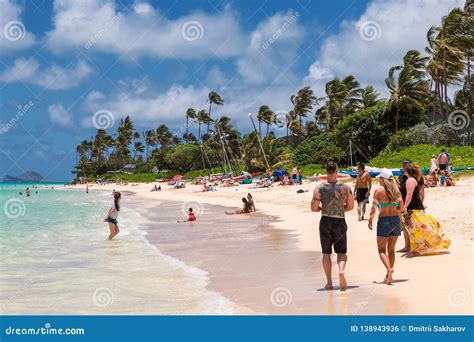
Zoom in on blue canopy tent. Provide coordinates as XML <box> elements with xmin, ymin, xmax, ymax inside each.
<box><xmin>272</xmin><ymin>169</ymin><xmax>289</xmax><ymax>182</ymax></box>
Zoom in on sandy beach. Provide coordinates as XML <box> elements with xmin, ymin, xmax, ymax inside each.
<box><xmin>70</xmin><ymin>176</ymin><xmax>474</xmax><ymax>315</ymax></box>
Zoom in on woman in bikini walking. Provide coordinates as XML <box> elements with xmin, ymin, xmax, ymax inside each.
<box><xmin>368</xmin><ymin>170</ymin><xmax>404</xmax><ymax>284</ymax></box>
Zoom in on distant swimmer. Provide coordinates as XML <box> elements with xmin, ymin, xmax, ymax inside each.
<box><xmin>177</xmin><ymin>208</ymin><xmax>197</xmax><ymax>223</ymax></box>
<box><xmin>26</xmin><ymin>188</ymin><xmax>31</xmax><ymax>197</ymax></box>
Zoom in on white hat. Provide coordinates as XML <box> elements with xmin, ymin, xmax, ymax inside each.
<box><xmin>376</xmin><ymin>168</ymin><xmax>393</xmax><ymax>179</ymax></box>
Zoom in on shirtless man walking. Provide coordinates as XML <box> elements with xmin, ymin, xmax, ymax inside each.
<box><xmin>354</xmin><ymin>163</ymin><xmax>372</xmax><ymax>221</ymax></box>
<box><xmin>312</xmin><ymin>162</ymin><xmax>354</xmax><ymax>290</ymax></box>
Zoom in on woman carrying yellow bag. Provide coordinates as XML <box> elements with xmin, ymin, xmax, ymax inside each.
<box><xmin>399</xmin><ymin>163</ymin><xmax>451</xmax><ymax>256</ymax></box>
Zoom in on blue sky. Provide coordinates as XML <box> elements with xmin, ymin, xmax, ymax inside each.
<box><xmin>0</xmin><ymin>0</ymin><xmax>463</xmax><ymax>181</ymax></box>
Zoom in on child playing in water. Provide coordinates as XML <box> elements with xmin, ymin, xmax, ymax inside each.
<box><xmin>178</xmin><ymin>208</ymin><xmax>196</xmax><ymax>223</ymax></box>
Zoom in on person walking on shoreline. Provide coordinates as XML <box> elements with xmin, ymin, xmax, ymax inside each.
<box><xmin>368</xmin><ymin>169</ymin><xmax>404</xmax><ymax>284</ymax></box>
<box><xmin>354</xmin><ymin>163</ymin><xmax>371</xmax><ymax>221</ymax></box>
<box><xmin>311</xmin><ymin>162</ymin><xmax>354</xmax><ymax>291</ymax></box>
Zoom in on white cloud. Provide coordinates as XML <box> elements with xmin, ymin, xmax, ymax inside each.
<box><xmin>83</xmin><ymin>84</ymin><xmax>211</xmax><ymax>128</ymax></box>
<box><xmin>0</xmin><ymin>0</ymin><xmax>35</xmax><ymax>52</ymax></box>
<box><xmin>48</xmin><ymin>103</ymin><xmax>72</xmax><ymax>126</ymax></box>
<box><xmin>46</xmin><ymin>0</ymin><xmax>246</xmax><ymax>59</ymax></box>
<box><xmin>0</xmin><ymin>58</ymin><xmax>92</xmax><ymax>90</ymax></box>
<box><xmin>304</xmin><ymin>0</ymin><xmax>465</xmax><ymax>95</ymax></box>
<box><xmin>82</xmin><ymin>81</ymin><xmax>296</xmax><ymax>135</ymax></box>
<box><xmin>237</xmin><ymin>10</ymin><xmax>305</xmax><ymax>84</ymax></box>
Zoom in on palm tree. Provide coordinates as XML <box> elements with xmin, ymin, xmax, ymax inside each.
<box><xmin>185</xmin><ymin>108</ymin><xmax>196</xmax><ymax>142</ymax></box>
<box><xmin>207</xmin><ymin>91</ymin><xmax>224</xmax><ymax>134</ymax></box>
<box><xmin>426</xmin><ymin>9</ymin><xmax>466</xmax><ymax>116</ymax></box>
<box><xmin>257</xmin><ymin>105</ymin><xmax>275</xmax><ymax>138</ymax></box>
<box><xmin>385</xmin><ymin>51</ymin><xmax>430</xmax><ymax>131</ymax></box>
<box><xmin>290</xmin><ymin>86</ymin><xmax>317</xmax><ymax>142</ymax></box>
<box><xmin>361</xmin><ymin>85</ymin><xmax>381</xmax><ymax>109</ymax></box>
<box><xmin>133</xmin><ymin>141</ymin><xmax>145</xmax><ymax>160</ymax></box>
<box><xmin>156</xmin><ymin>124</ymin><xmax>173</xmax><ymax>148</ymax></box>
<box><xmin>196</xmin><ymin>110</ymin><xmax>210</xmax><ymax>142</ymax></box>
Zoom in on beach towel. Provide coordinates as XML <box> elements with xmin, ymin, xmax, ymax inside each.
<box><xmin>402</xmin><ymin>210</ymin><xmax>451</xmax><ymax>255</ymax></box>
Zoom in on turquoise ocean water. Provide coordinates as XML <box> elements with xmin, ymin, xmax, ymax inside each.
<box><xmin>0</xmin><ymin>183</ymin><xmax>234</xmax><ymax>315</ymax></box>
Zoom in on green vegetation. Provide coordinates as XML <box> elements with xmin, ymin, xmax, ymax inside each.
<box><xmin>73</xmin><ymin>2</ymin><xmax>472</xmax><ymax>182</ymax></box>
<box><xmin>371</xmin><ymin>145</ymin><xmax>474</xmax><ymax>168</ymax></box>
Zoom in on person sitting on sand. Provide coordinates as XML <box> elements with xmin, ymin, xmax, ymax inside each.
<box><xmin>104</xmin><ymin>192</ymin><xmax>121</xmax><ymax>241</ymax></box>
<box><xmin>311</xmin><ymin>161</ymin><xmax>354</xmax><ymax>291</ymax></box>
<box><xmin>178</xmin><ymin>208</ymin><xmax>197</xmax><ymax>223</ymax></box>
<box><xmin>225</xmin><ymin>198</ymin><xmax>251</xmax><ymax>215</ymax></box>
<box><xmin>425</xmin><ymin>171</ymin><xmax>438</xmax><ymax>188</ymax></box>
<box><xmin>368</xmin><ymin>169</ymin><xmax>404</xmax><ymax>285</ymax></box>
<box><xmin>247</xmin><ymin>193</ymin><xmax>256</xmax><ymax>212</ymax></box>
<box><xmin>151</xmin><ymin>184</ymin><xmax>161</xmax><ymax>191</ymax></box>
<box><xmin>439</xmin><ymin>169</ymin><xmax>448</xmax><ymax>187</ymax></box>
<box><xmin>353</xmin><ymin>163</ymin><xmax>371</xmax><ymax>221</ymax></box>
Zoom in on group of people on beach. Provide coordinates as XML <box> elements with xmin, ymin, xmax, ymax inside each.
<box><xmin>312</xmin><ymin>160</ymin><xmax>451</xmax><ymax>290</ymax></box>
<box><xmin>426</xmin><ymin>149</ymin><xmax>456</xmax><ymax>187</ymax></box>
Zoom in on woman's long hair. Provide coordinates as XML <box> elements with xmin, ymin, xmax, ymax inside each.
<box><xmin>405</xmin><ymin>163</ymin><xmax>422</xmax><ymax>182</ymax></box>
<box><xmin>380</xmin><ymin>177</ymin><xmax>400</xmax><ymax>203</ymax></box>
<box><xmin>114</xmin><ymin>192</ymin><xmax>121</xmax><ymax>211</ymax></box>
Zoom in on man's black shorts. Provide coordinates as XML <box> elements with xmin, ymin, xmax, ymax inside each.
<box><xmin>319</xmin><ymin>216</ymin><xmax>347</xmax><ymax>254</ymax></box>
<box><xmin>356</xmin><ymin>188</ymin><xmax>369</xmax><ymax>203</ymax></box>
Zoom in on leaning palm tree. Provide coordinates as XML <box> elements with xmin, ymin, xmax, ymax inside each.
<box><xmin>290</xmin><ymin>86</ymin><xmax>317</xmax><ymax>142</ymax></box>
<box><xmin>196</xmin><ymin>110</ymin><xmax>209</xmax><ymax>142</ymax></box>
<box><xmin>361</xmin><ymin>85</ymin><xmax>381</xmax><ymax>109</ymax></box>
<box><xmin>207</xmin><ymin>91</ymin><xmax>224</xmax><ymax>134</ymax></box>
<box><xmin>185</xmin><ymin>108</ymin><xmax>196</xmax><ymax>142</ymax></box>
<box><xmin>257</xmin><ymin>105</ymin><xmax>275</xmax><ymax>138</ymax></box>
<box><xmin>385</xmin><ymin>61</ymin><xmax>429</xmax><ymax>131</ymax></box>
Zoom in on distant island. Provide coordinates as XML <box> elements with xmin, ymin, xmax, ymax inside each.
<box><xmin>3</xmin><ymin>171</ymin><xmax>46</xmax><ymax>183</ymax></box>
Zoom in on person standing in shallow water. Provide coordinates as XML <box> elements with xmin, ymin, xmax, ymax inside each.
<box><xmin>311</xmin><ymin>162</ymin><xmax>354</xmax><ymax>291</ymax></box>
<box><xmin>104</xmin><ymin>192</ymin><xmax>121</xmax><ymax>240</ymax></box>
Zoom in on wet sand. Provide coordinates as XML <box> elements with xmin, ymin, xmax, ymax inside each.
<box><xmin>129</xmin><ymin>199</ymin><xmax>403</xmax><ymax>315</ymax></box>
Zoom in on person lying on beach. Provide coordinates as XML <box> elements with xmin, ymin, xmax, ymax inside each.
<box><xmin>104</xmin><ymin>191</ymin><xmax>121</xmax><ymax>240</ymax></box>
<box><xmin>225</xmin><ymin>198</ymin><xmax>251</xmax><ymax>215</ymax></box>
<box><xmin>151</xmin><ymin>184</ymin><xmax>161</xmax><ymax>191</ymax></box>
<box><xmin>368</xmin><ymin>170</ymin><xmax>404</xmax><ymax>285</ymax></box>
<box><xmin>177</xmin><ymin>208</ymin><xmax>197</xmax><ymax>223</ymax></box>
<box><xmin>247</xmin><ymin>193</ymin><xmax>256</xmax><ymax>212</ymax></box>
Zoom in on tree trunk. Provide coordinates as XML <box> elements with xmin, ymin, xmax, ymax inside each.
<box><xmin>395</xmin><ymin>98</ymin><xmax>400</xmax><ymax>132</ymax></box>
<box><xmin>198</xmin><ymin>123</ymin><xmax>201</xmax><ymax>142</ymax></box>
<box><xmin>207</xmin><ymin>103</ymin><xmax>212</xmax><ymax>134</ymax></box>
<box><xmin>186</xmin><ymin>117</ymin><xmax>189</xmax><ymax>143</ymax></box>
